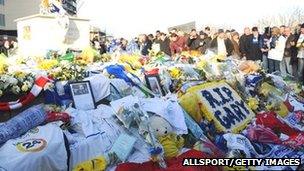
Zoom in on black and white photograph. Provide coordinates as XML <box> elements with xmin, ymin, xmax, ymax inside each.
<box><xmin>72</xmin><ymin>83</ymin><xmax>89</xmax><ymax>95</ymax></box>
<box><xmin>148</xmin><ymin>77</ymin><xmax>162</xmax><ymax>95</ymax></box>
<box><xmin>145</xmin><ymin>74</ymin><xmax>165</xmax><ymax>96</ymax></box>
<box><xmin>69</xmin><ymin>81</ymin><xmax>96</xmax><ymax>110</ymax></box>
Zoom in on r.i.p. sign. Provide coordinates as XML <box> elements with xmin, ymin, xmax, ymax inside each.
<box><xmin>179</xmin><ymin>81</ymin><xmax>254</xmax><ymax>133</ymax></box>
<box><xmin>197</xmin><ymin>81</ymin><xmax>254</xmax><ymax>133</ymax></box>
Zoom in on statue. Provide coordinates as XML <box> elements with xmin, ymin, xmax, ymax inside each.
<box><xmin>39</xmin><ymin>0</ymin><xmax>69</xmax><ymax>30</ymax></box>
<box><xmin>40</xmin><ymin>0</ymin><xmax>70</xmax><ymax>51</ymax></box>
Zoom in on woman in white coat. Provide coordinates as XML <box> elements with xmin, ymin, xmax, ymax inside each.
<box><xmin>268</xmin><ymin>27</ymin><xmax>287</xmax><ymax>74</ymax></box>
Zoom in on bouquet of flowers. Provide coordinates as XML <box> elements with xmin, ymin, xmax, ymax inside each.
<box><xmin>0</xmin><ymin>54</ymin><xmax>8</xmax><ymax>74</ymax></box>
<box><xmin>94</xmin><ymin>53</ymin><xmax>112</xmax><ymax>63</ymax></box>
<box><xmin>118</xmin><ymin>54</ymin><xmax>142</xmax><ymax>71</ymax></box>
<box><xmin>49</xmin><ymin>60</ymin><xmax>86</xmax><ymax>81</ymax></box>
<box><xmin>37</xmin><ymin>59</ymin><xmax>59</xmax><ymax>70</ymax></box>
<box><xmin>79</xmin><ymin>47</ymin><xmax>99</xmax><ymax>64</ymax></box>
<box><xmin>0</xmin><ymin>71</ymin><xmax>35</xmax><ymax>97</ymax></box>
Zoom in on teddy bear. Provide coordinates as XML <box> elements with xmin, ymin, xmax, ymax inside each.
<box><xmin>148</xmin><ymin>115</ymin><xmax>185</xmax><ymax>159</ymax></box>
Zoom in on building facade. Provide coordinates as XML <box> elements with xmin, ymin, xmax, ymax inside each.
<box><xmin>0</xmin><ymin>0</ymin><xmax>77</xmax><ymax>36</ymax></box>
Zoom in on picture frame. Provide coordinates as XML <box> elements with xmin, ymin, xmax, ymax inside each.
<box><xmin>145</xmin><ymin>74</ymin><xmax>165</xmax><ymax>97</ymax></box>
<box><xmin>69</xmin><ymin>81</ymin><xmax>96</xmax><ymax>110</ymax></box>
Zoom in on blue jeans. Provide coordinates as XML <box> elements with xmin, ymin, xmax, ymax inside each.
<box><xmin>262</xmin><ymin>54</ymin><xmax>268</xmax><ymax>72</ymax></box>
<box><xmin>268</xmin><ymin>59</ymin><xmax>280</xmax><ymax>73</ymax></box>
<box><xmin>280</xmin><ymin>57</ymin><xmax>292</xmax><ymax>77</ymax></box>
<box><xmin>298</xmin><ymin>58</ymin><xmax>304</xmax><ymax>82</ymax></box>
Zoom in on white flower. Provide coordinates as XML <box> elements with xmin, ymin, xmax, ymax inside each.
<box><xmin>21</xmin><ymin>84</ymin><xmax>29</xmax><ymax>92</ymax></box>
<box><xmin>8</xmin><ymin>77</ymin><xmax>18</xmax><ymax>85</ymax></box>
<box><xmin>76</xmin><ymin>66</ymin><xmax>82</xmax><ymax>72</ymax></box>
<box><xmin>53</xmin><ymin>67</ymin><xmax>62</xmax><ymax>73</ymax></box>
<box><xmin>1</xmin><ymin>75</ymin><xmax>9</xmax><ymax>82</ymax></box>
<box><xmin>0</xmin><ymin>90</ymin><xmax>2</xmax><ymax>96</ymax></box>
<box><xmin>3</xmin><ymin>82</ymin><xmax>9</xmax><ymax>89</ymax></box>
<box><xmin>44</xmin><ymin>82</ymin><xmax>55</xmax><ymax>90</ymax></box>
<box><xmin>11</xmin><ymin>85</ymin><xmax>20</xmax><ymax>94</ymax></box>
<box><xmin>24</xmin><ymin>81</ymin><xmax>32</xmax><ymax>87</ymax></box>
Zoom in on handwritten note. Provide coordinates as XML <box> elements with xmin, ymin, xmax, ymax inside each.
<box><xmin>110</xmin><ymin>133</ymin><xmax>137</xmax><ymax>161</ymax></box>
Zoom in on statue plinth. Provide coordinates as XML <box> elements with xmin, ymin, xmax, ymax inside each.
<box><xmin>15</xmin><ymin>14</ymin><xmax>90</xmax><ymax>57</ymax></box>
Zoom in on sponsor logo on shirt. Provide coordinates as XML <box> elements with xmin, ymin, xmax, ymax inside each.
<box><xmin>16</xmin><ymin>139</ymin><xmax>47</xmax><ymax>152</ymax></box>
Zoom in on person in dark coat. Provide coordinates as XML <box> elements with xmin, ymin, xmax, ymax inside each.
<box><xmin>198</xmin><ymin>31</ymin><xmax>211</xmax><ymax>54</ymax></box>
<box><xmin>291</xmin><ymin>24</ymin><xmax>302</xmax><ymax>77</ymax></box>
<box><xmin>187</xmin><ymin>29</ymin><xmax>201</xmax><ymax>50</ymax></box>
<box><xmin>209</xmin><ymin>29</ymin><xmax>234</xmax><ymax>57</ymax></box>
<box><xmin>230</xmin><ymin>31</ymin><xmax>241</xmax><ymax>58</ymax></box>
<box><xmin>139</xmin><ymin>34</ymin><xmax>152</xmax><ymax>56</ymax></box>
<box><xmin>295</xmin><ymin>23</ymin><xmax>304</xmax><ymax>82</ymax></box>
<box><xmin>99</xmin><ymin>40</ymin><xmax>107</xmax><ymax>54</ymax></box>
<box><xmin>239</xmin><ymin>27</ymin><xmax>251</xmax><ymax>58</ymax></box>
<box><xmin>282</xmin><ymin>27</ymin><xmax>297</xmax><ymax>76</ymax></box>
<box><xmin>158</xmin><ymin>33</ymin><xmax>171</xmax><ymax>56</ymax></box>
<box><xmin>261</xmin><ymin>27</ymin><xmax>271</xmax><ymax>72</ymax></box>
<box><xmin>246</xmin><ymin>27</ymin><xmax>263</xmax><ymax>61</ymax></box>
<box><xmin>0</xmin><ymin>40</ymin><xmax>9</xmax><ymax>56</ymax></box>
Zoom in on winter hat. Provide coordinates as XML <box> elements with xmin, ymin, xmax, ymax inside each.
<box><xmin>218</xmin><ymin>29</ymin><xmax>224</xmax><ymax>34</ymax></box>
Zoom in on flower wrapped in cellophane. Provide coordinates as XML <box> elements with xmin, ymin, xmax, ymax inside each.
<box><xmin>49</xmin><ymin>60</ymin><xmax>86</xmax><ymax>81</ymax></box>
<box><xmin>0</xmin><ymin>71</ymin><xmax>35</xmax><ymax>97</ymax></box>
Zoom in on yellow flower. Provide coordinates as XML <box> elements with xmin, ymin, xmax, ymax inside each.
<box><xmin>0</xmin><ymin>54</ymin><xmax>7</xmax><ymax>74</ymax></box>
<box><xmin>169</xmin><ymin>68</ymin><xmax>181</xmax><ymax>79</ymax></box>
<box><xmin>38</xmin><ymin>59</ymin><xmax>59</xmax><ymax>70</ymax></box>
<box><xmin>215</xmin><ymin>54</ymin><xmax>226</xmax><ymax>60</ymax></box>
<box><xmin>80</xmin><ymin>47</ymin><xmax>97</xmax><ymax>64</ymax></box>
<box><xmin>21</xmin><ymin>84</ymin><xmax>29</xmax><ymax>92</ymax></box>
<box><xmin>14</xmin><ymin>71</ymin><xmax>26</xmax><ymax>79</ymax></box>
<box><xmin>266</xmin><ymin>104</ymin><xmax>274</xmax><ymax>111</ymax></box>
<box><xmin>247</xmin><ymin>98</ymin><xmax>259</xmax><ymax>110</ymax></box>
<box><xmin>73</xmin><ymin>156</ymin><xmax>107</xmax><ymax>171</ymax></box>
<box><xmin>180</xmin><ymin>51</ymin><xmax>190</xmax><ymax>57</ymax></box>
<box><xmin>276</xmin><ymin>102</ymin><xmax>289</xmax><ymax>118</ymax></box>
<box><xmin>118</xmin><ymin>54</ymin><xmax>142</xmax><ymax>69</ymax></box>
<box><xmin>196</xmin><ymin>60</ymin><xmax>208</xmax><ymax>70</ymax></box>
<box><xmin>11</xmin><ymin>85</ymin><xmax>20</xmax><ymax>94</ymax></box>
<box><xmin>189</xmin><ymin>50</ymin><xmax>201</xmax><ymax>57</ymax></box>
<box><xmin>259</xmin><ymin>82</ymin><xmax>281</xmax><ymax>96</ymax></box>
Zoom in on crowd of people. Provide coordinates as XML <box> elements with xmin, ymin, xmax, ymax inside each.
<box><xmin>92</xmin><ymin>23</ymin><xmax>304</xmax><ymax>83</ymax></box>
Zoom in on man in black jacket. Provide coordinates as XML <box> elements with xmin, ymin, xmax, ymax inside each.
<box><xmin>187</xmin><ymin>29</ymin><xmax>201</xmax><ymax>50</ymax></box>
<box><xmin>139</xmin><ymin>34</ymin><xmax>152</xmax><ymax>56</ymax></box>
<box><xmin>246</xmin><ymin>27</ymin><xmax>262</xmax><ymax>61</ymax></box>
<box><xmin>158</xmin><ymin>33</ymin><xmax>171</xmax><ymax>56</ymax></box>
<box><xmin>198</xmin><ymin>31</ymin><xmax>212</xmax><ymax>54</ymax></box>
<box><xmin>239</xmin><ymin>27</ymin><xmax>251</xmax><ymax>58</ymax></box>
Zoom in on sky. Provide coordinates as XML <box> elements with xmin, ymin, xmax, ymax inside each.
<box><xmin>77</xmin><ymin>0</ymin><xmax>304</xmax><ymax>39</ymax></box>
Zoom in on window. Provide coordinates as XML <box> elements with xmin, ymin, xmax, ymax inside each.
<box><xmin>0</xmin><ymin>0</ymin><xmax>4</xmax><ymax>5</ymax></box>
<box><xmin>0</xmin><ymin>14</ymin><xmax>5</xmax><ymax>27</ymax></box>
